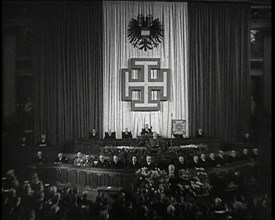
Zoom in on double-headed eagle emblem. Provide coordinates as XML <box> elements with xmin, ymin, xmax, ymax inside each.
<box><xmin>127</xmin><ymin>14</ymin><xmax>163</xmax><ymax>51</ymax></box>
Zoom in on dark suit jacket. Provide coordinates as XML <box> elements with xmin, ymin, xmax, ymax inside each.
<box><xmin>104</xmin><ymin>132</ymin><xmax>116</xmax><ymax>139</ymax></box>
<box><xmin>143</xmin><ymin>162</ymin><xmax>155</xmax><ymax>170</ymax></box>
<box><xmin>251</xmin><ymin>153</ymin><xmax>259</xmax><ymax>161</ymax></box>
<box><xmin>173</xmin><ymin>134</ymin><xmax>183</xmax><ymax>139</ymax></box>
<box><xmin>37</xmin><ymin>140</ymin><xmax>49</xmax><ymax>147</ymax></box>
<box><xmin>55</xmin><ymin>156</ymin><xmax>68</xmax><ymax>164</ymax></box>
<box><xmin>97</xmin><ymin>160</ymin><xmax>107</xmax><ymax>168</ymax></box>
<box><xmin>122</xmin><ymin>132</ymin><xmax>132</xmax><ymax>139</ymax></box>
<box><xmin>36</xmin><ymin>157</ymin><xmax>46</xmax><ymax>164</ymax></box>
<box><xmin>89</xmin><ymin>132</ymin><xmax>99</xmax><ymax>139</ymax></box>
<box><xmin>128</xmin><ymin>161</ymin><xmax>141</xmax><ymax>170</ymax></box>
<box><xmin>196</xmin><ymin>132</ymin><xmax>205</xmax><ymax>138</ymax></box>
<box><xmin>227</xmin><ymin>156</ymin><xmax>239</xmax><ymax>164</ymax></box>
<box><xmin>175</xmin><ymin>162</ymin><xmax>186</xmax><ymax>171</ymax></box>
<box><xmin>216</xmin><ymin>156</ymin><xmax>226</xmax><ymax>166</ymax></box>
<box><xmin>198</xmin><ymin>159</ymin><xmax>208</xmax><ymax>168</ymax></box>
<box><xmin>240</xmin><ymin>154</ymin><xmax>250</xmax><ymax>161</ymax></box>
<box><xmin>208</xmin><ymin>158</ymin><xmax>217</xmax><ymax>167</ymax></box>
<box><xmin>141</xmin><ymin>128</ymin><xmax>152</xmax><ymax>135</ymax></box>
<box><xmin>191</xmin><ymin>161</ymin><xmax>200</xmax><ymax>169</ymax></box>
<box><xmin>110</xmin><ymin>161</ymin><xmax>123</xmax><ymax>169</ymax></box>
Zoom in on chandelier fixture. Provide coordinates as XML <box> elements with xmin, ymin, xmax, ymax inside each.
<box><xmin>127</xmin><ymin>14</ymin><xmax>163</xmax><ymax>51</ymax></box>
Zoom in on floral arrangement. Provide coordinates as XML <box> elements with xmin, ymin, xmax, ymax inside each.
<box><xmin>133</xmin><ymin>167</ymin><xmax>212</xmax><ymax>214</ymax></box>
<box><xmin>177</xmin><ymin>169</ymin><xmax>212</xmax><ymax>198</ymax></box>
<box><xmin>134</xmin><ymin>167</ymin><xmax>170</xmax><ymax>206</ymax></box>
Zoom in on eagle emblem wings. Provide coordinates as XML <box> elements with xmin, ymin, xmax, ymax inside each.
<box><xmin>127</xmin><ymin>15</ymin><xmax>163</xmax><ymax>51</ymax></box>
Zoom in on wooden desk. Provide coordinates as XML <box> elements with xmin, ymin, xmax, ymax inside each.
<box><xmin>29</xmin><ymin>161</ymin><xmax>257</xmax><ymax>191</ymax></box>
<box><xmin>74</xmin><ymin>137</ymin><xmax>223</xmax><ymax>154</ymax></box>
<box><xmin>32</xmin><ymin>164</ymin><xmax>136</xmax><ymax>190</ymax></box>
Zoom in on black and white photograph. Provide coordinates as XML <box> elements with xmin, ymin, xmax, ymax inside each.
<box><xmin>2</xmin><ymin>0</ymin><xmax>271</xmax><ymax>219</ymax></box>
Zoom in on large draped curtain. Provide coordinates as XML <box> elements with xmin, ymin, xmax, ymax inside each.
<box><xmin>33</xmin><ymin>2</ymin><xmax>103</xmax><ymax>147</ymax></box>
<box><xmin>188</xmin><ymin>3</ymin><xmax>250</xmax><ymax>142</ymax></box>
<box><xmin>103</xmin><ymin>1</ymin><xmax>189</xmax><ymax>138</ymax></box>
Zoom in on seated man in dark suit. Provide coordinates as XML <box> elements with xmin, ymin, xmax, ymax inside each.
<box><xmin>104</xmin><ymin>129</ymin><xmax>116</xmax><ymax>140</ymax></box>
<box><xmin>110</xmin><ymin>155</ymin><xmax>123</xmax><ymax>169</ymax></box>
<box><xmin>37</xmin><ymin>134</ymin><xmax>49</xmax><ymax>147</ymax></box>
<box><xmin>227</xmin><ymin>150</ymin><xmax>239</xmax><ymax>164</ymax></box>
<box><xmin>199</xmin><ymin>153</ymin><xmax>208</xmax><ymax>168</ymax></box>
<box><xmin>216</xmin><ymin>150</ymin><xmax>226</xmax><ymax>166</ymax></box>
<box><xmin>239</xmin><ymin>148</ymin><xmax>250</xmax><ymax>161</ymax></box>
<box><xmin>122</xmin><ymin>128</ymin><xmax>132</xmax><ymax>139</ymax></box>
<box><xmin>83</xmin><ymin>154</ymin><xmax>93</xmax><ymax>166</ymax></box>
<box><xmin>143</xmin><ymin>156</ymin><xmax>155</xmax><ymax>170</ymax></box>
<box><xmin>141</xmin><ymin>124</ymin><xmax>152</xmax><ymax>135</ymax></box>
<box><xmin>175</xmin><ymin>156</ymin><xmax>187</xmax><ymax>172</ymax></box>
<box><xmin>89</xmin><ymin>128</ymin><xmax>99</xmax><ymax>139</ymax></box>
<box><xmin>208</xmin><ymin>152</ymin><xmax>217</xmax><ymax>167</ymax></box>
<box><xmin>128</xmin><ymin>155</ymin><xmax>140</xmax><ymax>170</ymax></box>
<box><xmin>191</xmin><ymin>155</ymin><xmax>200</xmax><ymax>169</ymax></box>
<box><xmin>196</xmin><ymin>128</ymin><xmax>205</xmax><ymax>138</ymax></box>
<box><xmin>19</xmin><ymin>136</ymin><xmax>28</xmax><ymax>147</ymax></box>
<box><xmin>96</xmin><ymin>155</ymin><xmax>107</xmax><ymax>168</ymax></box>
<box><xmin>251</xmin><ymin>148</ymin><xmax>259</xmax><ymax>161</ymax></box>
<box><xmin>35</xmin><ymin>151</ymin><xmax>46</xmax><ymax>165</ymax></box>
<box><xmin>243</xmin><ymin>132</ymin><xmax>252</xmax><ymax>144</ymax></box>
<box><xmin>54</xmin><ymin>153</ymin><xmax>68</xmax><ymax>164</ymax></box>
<box><xmin>74</xmin><ymin>152</ymin><xmax>84</xmax><ymax>166</ymax></box>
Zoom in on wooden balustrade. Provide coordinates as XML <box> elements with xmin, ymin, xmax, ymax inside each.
<box><xmin>29</xmin><ymin>161</ymin><xmax>257</xmax><ymax>191</ymax></box>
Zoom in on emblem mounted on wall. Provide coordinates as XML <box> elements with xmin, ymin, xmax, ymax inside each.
<box><xmin>127</xmin><ymin>14</ymin><xmax>163</xmax><ymax>51</ymax></box>
<box><xmin>121</xmin><ymin>58</ymin><xmax>170</xmax><ymax>111</ymax></box>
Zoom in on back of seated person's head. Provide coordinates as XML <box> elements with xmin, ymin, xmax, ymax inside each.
<box><xmin>23</xmin><ymin>183</ymin><xmax>32</xmax><ymax>196</ymax></box>
<box><xmin>50</xmin><ymin>185</ymin><xmax>57</xmax><ymax>195</ymax></box>
<box><xmin>167</xmin><ymin>204</ymin><xmax>175</xmax><ymax>216</ymax></box>
<box><xmin>140</xmin><ymin>204</ymin><xmax>148</xmax><ymax>216</ymax></box>
<box><xmin>6</xmin><ymin>169</ymin><xmax>15</xmax><ymax>177</ymax></box>
<box><xmin>231</xmin><ymin>150</ymin><xmax>236</xmax><ymax>157</ymax></box>
<box><xmin>52</xmin><ymin>192</ymin><xmax>61</xmax><ymax>205</ymax></box>
<box><xmin>253</xmin><ymin>148</ymin><xmax>259</xmax><ymax>155</ymax></box>
<box><xmin>214</xmin><ymin>197</ymin><xmax>223</xmax><ymax>206</ymax></box>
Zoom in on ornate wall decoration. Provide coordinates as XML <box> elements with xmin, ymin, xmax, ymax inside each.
<box><xmin>127</xmin><ymin>14</ymin><xmax>163</xmax><ymax>51</ymax></box>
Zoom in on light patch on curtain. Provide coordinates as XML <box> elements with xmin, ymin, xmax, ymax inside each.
<box><xmin>132</xmin><ymin>91</ymin><xmax>141</xmax><ymax>100</ymax></box>
<box><xmin>151</xmin><ymin>90</ymin><xmax>159</xmax><ymax>100</ymax></box>
<box><xmin>103</xmin><ymin>1</ymin><xmax>189</xmax><ymax>138</ymax></box>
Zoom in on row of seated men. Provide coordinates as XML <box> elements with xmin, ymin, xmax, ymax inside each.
<box><xmin>35</xmin><ymin>147</ymin><xmax>259</xmax><ymax>170</ymax></box>
<box><xmin>89</xmin><ymin>126</ymin><xmax>206</xmax><ymax>140</ymax></box>
<box><xmin>20</xmin><ymin>129</ymin><xmax>253</xmax><ymax>148</ymax></box>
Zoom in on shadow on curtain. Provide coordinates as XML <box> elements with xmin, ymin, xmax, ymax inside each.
<box><xmin>33</xmin><ymin>2</ymin><xmax>103</xmax><ymax>150</ymax></box>
<box><xmin>188</xmin><ymin>3</ymin><xmax>251</xmax><ymax>143</ymax></box>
